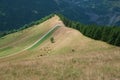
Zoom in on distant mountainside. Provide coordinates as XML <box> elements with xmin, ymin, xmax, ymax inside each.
<box><xmin>0</xmin><ymin>0</ymin><xmax>120</xmax><ymax>31</ymax></box>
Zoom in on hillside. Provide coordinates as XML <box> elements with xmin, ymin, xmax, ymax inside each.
<box><xmin>0</xmin><ymin>0</ymin><xmax>120</xmax><ymax>31</ymax></box>
<box><xmin>0</xmin><ymin>15</ymin><xmax>120</xmax><ymax>80</ymax></box>
<box><xmin>0</xmin><ymin>15</ymin><xmax>61</xmax><ymax>58</ymax></box>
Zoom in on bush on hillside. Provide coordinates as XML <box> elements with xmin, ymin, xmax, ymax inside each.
<box><xmin>50</xmin><ymin>37</ymin><xmax>55</xmax><ymax>43</ymax></box>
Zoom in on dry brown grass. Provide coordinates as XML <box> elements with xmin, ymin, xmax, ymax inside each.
<box><xmin>0</xmin><ymin>15</ymin><xmax>120</xmax><ymax>80</ymax></box>
<box><xmin>0</xmin><ymin>49</ymin><xmax>120</xmax><ymax>80</ymax></box>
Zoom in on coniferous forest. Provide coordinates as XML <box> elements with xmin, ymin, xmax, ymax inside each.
<box><xmin>57</xmin><ymin>14</ymin><xmax>120</xmax><ymax>46</ymax></box>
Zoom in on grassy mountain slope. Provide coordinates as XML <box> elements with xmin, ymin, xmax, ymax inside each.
<box><xmin>0</xmin><ymin>15</ymin><xmax>120</xmax><ymax>80</ymax></box>
<box><xmin>0</xmin><ymin>15</ymin><xmax>61</xmax><ymax>58</ymax></box>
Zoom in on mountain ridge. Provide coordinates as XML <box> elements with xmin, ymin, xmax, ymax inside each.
<box><xmin>0</xmin><ymin>15</ymin><xmax>120</xmax><ymax>80</ymax></box>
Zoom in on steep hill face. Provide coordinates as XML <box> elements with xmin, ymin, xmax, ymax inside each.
<box><xmin>0</xmin><ymin>15</ymin><xmax>62</xmax><ymax>58</ymax></box>
<box><xmin>0</xmin><ymin>0</ymin><xmax>120</xmax><ymax>31</ymax></box>
<box><xmin>0</xmin><ymin>15</ymin><xmax>120</xmax><ymax>80</ymax></box>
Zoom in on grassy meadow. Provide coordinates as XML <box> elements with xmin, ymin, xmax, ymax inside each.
<box><xmin>0</xmin><ymin>15</ymin><xmax>120</xmax><ymax>80</ymax></box>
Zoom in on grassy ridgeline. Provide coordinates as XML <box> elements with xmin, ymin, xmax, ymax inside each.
<box><xmin>0</xmin><ymin>14</ymin><xmax>55</xmax><ymax>38</ymax></box>
<box><xmin>1</xmin><ymin>13</ymin><xmax>120</xmax><ymax>46</ymax></box>
<box><xmin>57</xmin><ymin>14</ymin><xmax>120</xmax><ymax>46</ymax></box>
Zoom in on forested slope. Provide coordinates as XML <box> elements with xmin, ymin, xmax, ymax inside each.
<box><xmin>58</xmin><ymin>14</ymin><xmax>120</xmax><ymax>46</ymax></box>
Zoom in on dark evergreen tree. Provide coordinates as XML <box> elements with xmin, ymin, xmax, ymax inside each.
<box><xmin>114</xmin><ymin>33</ymin><xmax>120</xmax><ymax>46</ymax></box>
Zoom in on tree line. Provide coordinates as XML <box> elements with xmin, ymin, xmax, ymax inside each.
<box><xmin>0</xmin><ymin>14</ymin><xmax>54</xmax><ymax>38</ymax></box>
<box><xmin>57</xmin><ymin>14</ymin><xmax>120</xmax><ymax>46</ymax></box>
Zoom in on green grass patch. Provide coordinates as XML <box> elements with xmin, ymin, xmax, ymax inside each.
<box><xmin>0</xmin><ymin>47</ymin><xmax>12</xmax><ymax>52</ymax></box>
<box><xmin>29</xmin><ymin>26</ymin><xmax>60</xmax><ymax>50</ymax></box>
<box><xmin>0</xmin><ymin>47</ymin><xmax>20</xmax><ymax>57</ymax></box>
